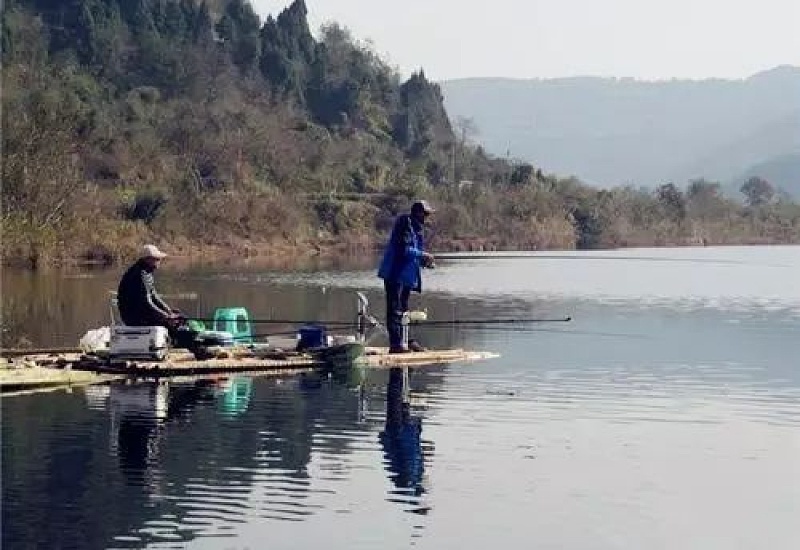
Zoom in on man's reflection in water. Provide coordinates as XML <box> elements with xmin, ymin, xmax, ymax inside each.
<box><xmin>379</xmin><ymin>368</ymin><xmax>426</xmax><ymax>499</ymax></box>
<box><xmin>109</xmin><ymin>382</ymin><xmax>171</xmax><ymax>490</ymax></box>
<box><xmin>109</xmin><ymin>378</ymin><xmax>250</xmax><ymax>486</ymax></box>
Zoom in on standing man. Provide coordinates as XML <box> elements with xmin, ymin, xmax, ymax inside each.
<box><xmin>117</xmin><ymin>244</ymin><xmax>181</xmax><ymax>331</ymax></box>
<box><xmin>377</xmin><ymin>200</ymin><xmax>436</xmax><ymax>353</ymax></box>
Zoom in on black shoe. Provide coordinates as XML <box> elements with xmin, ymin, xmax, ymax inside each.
<box><xmin>389</xmin><ymin>346</ymin><xmax>411</xmax><ymax>354</ymax></box>
<box><xmin>408</xmin><ymin>340</ymin><xmax>427</xmax><ymax>352</ymax></box>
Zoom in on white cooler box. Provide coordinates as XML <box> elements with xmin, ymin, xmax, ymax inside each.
<box><xmin>109</xmin><ymin>326</ymin><xmax>170</xmax><ymax>361</ymax></box>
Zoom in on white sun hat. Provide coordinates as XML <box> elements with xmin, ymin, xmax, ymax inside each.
<box><xmin>142</xmin><ymin>244</ymin><xmax>168</xmax><ymax>259</ymax></box>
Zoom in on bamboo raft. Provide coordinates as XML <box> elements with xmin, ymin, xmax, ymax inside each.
<box><xmin>1</xmin><ymin>346</ymin><xmax>499</xmax><ymax>395</ymax></box>
<box><xmin>0</xmin><ymin>364</ymin><xmax>123</xmax><ymax>395</ymax></box>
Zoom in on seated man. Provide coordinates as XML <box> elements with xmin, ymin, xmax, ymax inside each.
<box><xmin>117</xmin><ymin>244</ymin><xmax>193</xmax><ymax>348</ymax></box>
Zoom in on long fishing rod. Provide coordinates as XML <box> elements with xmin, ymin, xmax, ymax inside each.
<box><xmin>189</xmin><ymin>318</ymin><xmax>356</xmax><ymax>327</ymax></box>
<box><xmin>411</xmin><ymin>316</ymin><xmax>572</xmax><ymax>326</ymax></box>
<box><xmin>189</xmin><ymin>316</ymin><xmax>571</xmax><ymax>328</ymax></box>
<box><xmin>231</xmin><ymin>330</ymin><xmax>300</xmax><ymax>340</ymax></box>
<box><xmin>466</xmin><ymin>325</ymin><xmax>647</xmax><ymax>339</ymax></box>
<box><xmin>219</xmin><ymin>321</ymin><xmax>576</xmax><ymax>343</ymax></box>
<box><xmin>433</xmin><ymin>253</ymin><xmax>750</xmax><ymax>265</ymax></box>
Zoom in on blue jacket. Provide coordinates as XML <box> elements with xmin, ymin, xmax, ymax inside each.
<box><xmin>378</xmin><ymin>214</ymin><xmax>426</xmax><ymax>291</ymax></box>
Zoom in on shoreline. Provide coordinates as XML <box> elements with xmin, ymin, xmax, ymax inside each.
<box><xmin>3</xmin><ymin>236</ymin><xmax>799</xmax><ymax>272</ymax></box>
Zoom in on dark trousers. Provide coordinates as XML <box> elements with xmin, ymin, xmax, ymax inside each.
<box><xmin>384</xmin><ymin>280</ymin><xmax>411</xmax><ymax>350</ymax></box>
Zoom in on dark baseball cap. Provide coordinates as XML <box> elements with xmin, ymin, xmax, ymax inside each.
<box><xmin>411</xmin><ymin>200</ymin><xmax>435</xmax><ymax>214</ymax></box>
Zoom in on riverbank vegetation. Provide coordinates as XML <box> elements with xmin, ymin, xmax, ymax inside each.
<box><xmin>3</xmin><ymin>0</ymin><xmax>799</xmax><ymax>268</ymax></box>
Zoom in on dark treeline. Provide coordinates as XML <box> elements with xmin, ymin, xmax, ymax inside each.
<box><xmin>2</xmin><ymin>0</ymin><xmax>799</xmax><ymax>267</ymax></box>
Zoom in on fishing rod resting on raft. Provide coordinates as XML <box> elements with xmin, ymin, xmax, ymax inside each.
<box><xmin>188</xmin><ymin>318</ymin><xmax>356</xmax><ymax>327</ymax></box>
<box><xmin>185</xmin><ymin>292</ymin><xmax>571</xmax><ymax>336</ymax></box>
<box><xmin>239</xmin><ymin>324</ymin><xmax>648</xmax><ymax>343</ymax></box>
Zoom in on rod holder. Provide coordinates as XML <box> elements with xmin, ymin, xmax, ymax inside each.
<box><xmin>356</xmin><ymin>291</ymin><xmax>369</xmax><ymax>342</ymax></box>
<box><xmin>401</xmin><ymin>312</ymin><xmax>410</xmax><ymax>349</ymax></box>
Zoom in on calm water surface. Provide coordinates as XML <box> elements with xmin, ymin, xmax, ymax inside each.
<box><xmin>2</xmin><ymin>246</ymin><xmax>799</xmax><ymax>549</ymax></box>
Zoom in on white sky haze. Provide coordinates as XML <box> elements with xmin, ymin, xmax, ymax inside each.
<box><xmin>251</xmin><ymin>0</ymin><xmax>800</xmax><ymax>81</ymax></box>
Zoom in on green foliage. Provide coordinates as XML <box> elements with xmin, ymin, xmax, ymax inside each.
<box><xmin>121</xmin><ymin>189</ymin><xmax>168</xmax><ymax>225</ymax></box>
<box><xmin>393</xmin><ymin>70</ymin><xmax>454</xmax><ymax>157</ymax></box>
<box><xmin>510</xmin><ymin>163</ymin><xmax>534</xmax><ymax>186</ymax></box>
<box><xmin>259</xmin><ymin>0</ymin><xmax>315</xmax><ymax>98</ymax></box>
<box><xmin>217</xmin><ymin>0</ymin><xmax>261</xmax><ymax>71</ymax></box>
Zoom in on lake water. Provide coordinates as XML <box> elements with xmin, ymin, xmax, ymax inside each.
<box><xmin>2</xmin><ymin>246</ymin><xmax>799</xmax><ymax>549</ymax></box>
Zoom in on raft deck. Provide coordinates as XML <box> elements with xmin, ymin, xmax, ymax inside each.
<box><xmin>1</xmin><ymin>346</ymin><xmax>499</xmax><ymax>395</ymax></box>
<box><xmin>0</xmin><ymin>363</ymin><xmax>123</xmax><ymax>395</ymax></box>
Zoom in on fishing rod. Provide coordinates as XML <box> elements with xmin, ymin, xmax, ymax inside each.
<box><xmin>433</xmin><ymin>253</ymin><xmax>750</xmax><ymax>265</ymax></box>
<box><xmin>467</xmin><ymin>325</ymin><xmax>647</xmax><ymax>339</ymax></box>
<box><xmin>189</xmin><ymin>316</ymin><xmax>571</xmax><ymax>328</ymax></box>
<box><xmin>188</xmin><ymin>318</ymin><xmax>356</xmax><ymax>327</ymax></box>
<box><xmin>231</xmin><ymin>330</ymin><xmax>301</xmax><ymax>340</ymax></box>
<box><xmin>410</xmin><ymin>316</ymin><xmax>572</xmax><ymax>326</ymax></box>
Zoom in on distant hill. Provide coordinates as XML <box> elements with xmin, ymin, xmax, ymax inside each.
<box><xmin>440</xmin><ymin>66</ymin><xmax>800</xmax><ymax>190</ymax></box>
<box><xmin>731</xmin><ymin>152</ymin><xmax>800</xmax><ymax>199</ymax></box>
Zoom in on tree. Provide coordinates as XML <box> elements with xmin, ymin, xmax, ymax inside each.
<box><xmin>449</xmin><ymin>116</ymin><xmax>480</xmax><ymax>181</ymax></box>
<box><xmin>510</xmin><ymin>163</ymin><xmax>534</xmax><ymax>186</ymax></box>
<box><xmin>655</xmin><ymin>183</ymin><xmax>686</xmax><ymax>222</ymax></box>
<box><xmin>2</xmin><ymin>65</ymin><xmax>90</xmax><ymax>265</ymax></box>
<box><xmin>187</xmin><ymin>1</ymin><xmax>214</xmax><ymax>45</ymax></box>
<box><xmin>740</xmin><ymin>176</ymin><xmax>775</xmax><ymax>207</ymax></box>
<box><xmin>216</xmin><ymin>0</ymin><xmax>261</xmax><ymax>71</ymax></box>
<box><xmin>392</xmin><ymin>70</ymin><xmax>454</xmax><ymax>157</ymax></box>
<box><xmin>259</xmin><ymin>0</ymin><xmax>315</xmax><ymax>99</ymax></box>
<box><xmin>686</xmin><ymin>178</ymin><xmax>727</xmax><ymax>220</ymax></box>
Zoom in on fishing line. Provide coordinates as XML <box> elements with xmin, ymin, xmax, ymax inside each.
<box><xmin>433</xmin><ymin>253</ymin><xmax>752</xmax><ymax>266</ymax></box>
<box><xmin>435</xmin><ymin>325</ymin><xmax>648</xmax><ymax>339</ymax></box>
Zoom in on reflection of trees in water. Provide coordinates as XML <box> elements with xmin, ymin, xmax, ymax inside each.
<box><xmin>2</xmin><ymin>265</ymin><xmax>527</xmax><ymax>352</ymax></box>
<box><xmin>2</xmin><ymin>387</ymin><xmax>145</xmax><ymax>550</ymax></box>
<box><xmin>99</xmin><ymin>371</ymin><xmax>405</xmax><ymax>543</ymax></box>
<box><xmin>2</xmin><ymin>379</ymin><xmax>257</xmax><ymax>549</ymax></box>
<box><xmin>2</xmin><ymin>360</ymin><xmax>448</xmax><ymax>549</ymax></box>
<box><xmin>1</xmin><ymin>269</ymin><xmax>115</xmax><ymax>347</ymax></box>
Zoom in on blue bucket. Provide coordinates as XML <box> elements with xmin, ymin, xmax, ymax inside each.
<box><xmin>297</xmin><ymin>324</ymin><xmax>327</xmax><ymax>350</ymax></box>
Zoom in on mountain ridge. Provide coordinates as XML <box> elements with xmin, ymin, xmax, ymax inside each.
<box><xmin>440</xmin><ymin>65</ymin><xmax>800</xmax><ymax>194</ymax></box>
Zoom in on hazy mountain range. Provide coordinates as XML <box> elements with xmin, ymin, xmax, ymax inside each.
<box><xmin>440</xmin><ymin>65</ymin><xmax>800</xmax><ymax>196</ymax></box>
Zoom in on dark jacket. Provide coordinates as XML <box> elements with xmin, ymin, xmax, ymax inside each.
<box><xmin>117</xmin><ymin>259</ymin><xmax>171</xmax><ymax>326</ymax></box>
<box><xmin>377</xmin><ymin>214</ymin><xmax>426</xmax><ymax>292</ymax></box>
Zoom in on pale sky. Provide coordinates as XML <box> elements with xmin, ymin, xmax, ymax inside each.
<box><xmin>251</xmin><ymin>0</ymin><xmax>800</xmax><ymax>81</ymax></box>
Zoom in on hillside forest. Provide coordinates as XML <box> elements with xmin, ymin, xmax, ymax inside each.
<box><xmin>3</xmin><ymin>0</ymin><xmax>799</xmax><ymax>268</ymax></box>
